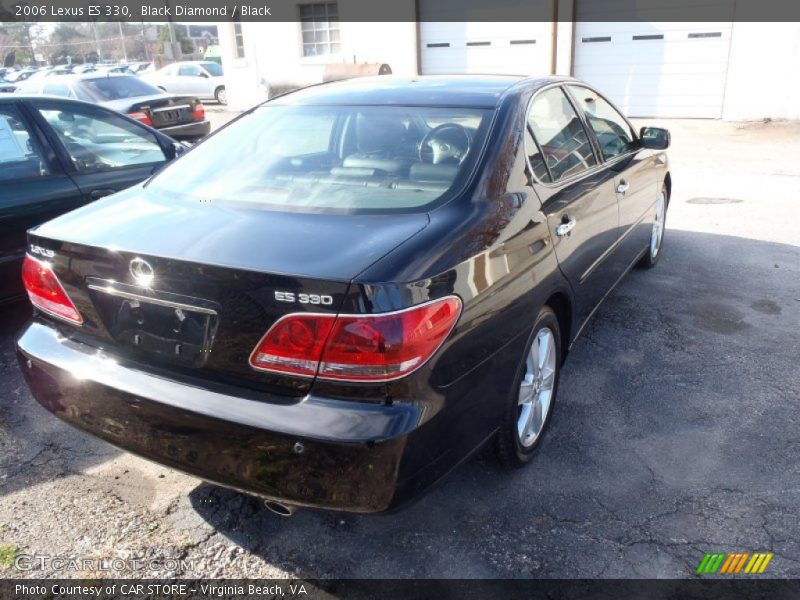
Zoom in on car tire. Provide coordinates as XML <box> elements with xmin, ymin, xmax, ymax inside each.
<box><xmin>495</xmin><ymin>305</ymin><xmax>561</xmax><ymax>467</ymax></box>
<box><xmin>637</xmin><ymin>183</ymin><xmax>668</xmax><ymax>269</ymax></box>
<box><xmin>215</xmin><ymin>86</ymin><xmax>227</xmax><ymax>105</ymax></box>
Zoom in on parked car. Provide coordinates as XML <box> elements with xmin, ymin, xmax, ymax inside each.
<box><xmin>126</xmin><ymin>62</ymin><xmax>153</xmax><ymax>74</ymax></box>
<box><xmin>144</xmin><ymin>61</ymin><xmax>226</xmax><ymax>105</ymax></box>
<box><xmin>6</xmin><ymin>68</ymin><xmax>41</xmax><ymax>83</ymax></box>
<box><xmin>0</xmin><ymin>95</ymin><xmax>186</xmax><ymax>304</ymax></box>
<box><xmin>0</xmin><ymin>77</ymin><xmax>16</xmax><ymax>94</ymax></box>
<box><xmin>15</xmin><ymin>76</ymin><xmax>671</xmax><ymax>515</ymax></box>
<box><xmin>16</xmin><ymin>73</ymin><xmax>210</xmax><ymax>141</ymax></box>
<box><xmin>93</xmin><ymin>64</ymin><xmax>138</xmax><ymax>76</ymax></box>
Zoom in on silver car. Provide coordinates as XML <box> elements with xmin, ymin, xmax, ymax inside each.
<box><xmin>144</xmin><ymin>61</ymin><xmax>226</xmax><ymax>105</ymax></box>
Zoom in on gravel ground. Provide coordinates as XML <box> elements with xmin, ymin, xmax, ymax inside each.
<box><xmin>0</xmin><ymin>117</ymin><xmax>798</xmax><ymax>579</ymax></box>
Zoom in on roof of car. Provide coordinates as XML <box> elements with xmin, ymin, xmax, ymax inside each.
<box><xmin>270</xmin><ymin>75</ymin><xmax>564</xmax><ymax>108</ymax></box>
<box><xmin>43</xmin><ymin>72</ymin><xmax>136</xmax><ymax>81</ymax></box>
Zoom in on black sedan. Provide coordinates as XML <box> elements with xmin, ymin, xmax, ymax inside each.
<box><xmin>15</xmin><ymin>76</ymin><xmax>671</xmax><ymax>515</ymax></box>
<box><xmin>0</xmin><ymin>95</ymin><xmax>185</xmax><ymax>304</ymax></box>
<box><xmin>16</xmin><ymin>73</ymin><xmax>210</xmax><ymax>141</ymax></box>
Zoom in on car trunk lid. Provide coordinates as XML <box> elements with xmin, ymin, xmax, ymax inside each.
<box><xmin>103</xmin><ymin>94</ymin><xmax>199</xmax><ymax>128</ymax></box>
<box><xmin>28</xmin><ymin>187</ymin><xmax>429</xmax><ymax>396</ymax></box>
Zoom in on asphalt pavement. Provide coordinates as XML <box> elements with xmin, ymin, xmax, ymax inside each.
<box><xmin>0</xmin><ymin>117</ymin><xmax>798</xmax><ymax>579</ymax></box>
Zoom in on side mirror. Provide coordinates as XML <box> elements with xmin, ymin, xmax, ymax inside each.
<box><xmin>639</xmin><ymin>126</ymin><xmax>670</xmax><ymax>150</ymax></box>
<box><xmin>199</xmin><ymin>72</ymin><xmax>209</xmax><ymax>78</ymax></box>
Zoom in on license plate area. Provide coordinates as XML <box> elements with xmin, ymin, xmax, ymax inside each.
<box><xmin>153</xmin><ymin>105</ymin><xmax>188</xmax><ymax>126</ymax></box>
<box><xmin>159</xmin><ymin>109</ymin><xmax>180</xmax><ymax>123</ymax></box>
<box><xmin>87</xmin><ymin>279</ymin><xmax>219</xmax><ymax>368</ymax></box>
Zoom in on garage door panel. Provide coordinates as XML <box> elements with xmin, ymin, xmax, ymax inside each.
<box><xmin>577</xmin><ymin>63</ymin><xmax>730</xmax><ymax>77</ymax></box>
<box><xmin>420</xmin><ymin>21</ymin><xmax>551</xmax><ymax>76</ymax></box>
<box><xmin>574</xmin><ymin>17</ymin><xmax>734</xmax><ymax>118</ymax></box>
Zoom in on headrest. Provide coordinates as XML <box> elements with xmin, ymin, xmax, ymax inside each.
<box><xmin>409</xmin><ymin>162</ymin><xmax>459</xmax><ymax>182</ymax></box>
<box><xmin>356</xmin><ymin>114</ymin><xmax>407</xmax><ymax>153</ymax></box>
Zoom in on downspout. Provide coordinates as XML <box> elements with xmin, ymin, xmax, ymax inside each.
<box><xmin>551</xmin><ymin>0</ymin><xmax>559</xmax><ymax>75</ymax></box>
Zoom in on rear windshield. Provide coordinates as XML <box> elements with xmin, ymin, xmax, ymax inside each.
<box><xmin>80</xmin><ymin>76</ymin><xmax>163</xmax><ymax>101</ymax></box>
<box><xmin>147</xmin><ymin>104</ymin><xmax>493</xmax><ymax>212</ymax></box>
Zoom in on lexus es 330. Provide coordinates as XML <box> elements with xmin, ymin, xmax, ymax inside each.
<box><xmin>16</xmin><ymin>76</ymin><xmax>671</xmax><ymax>514</ymax></box>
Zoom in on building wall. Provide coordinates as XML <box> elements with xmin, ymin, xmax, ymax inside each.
<box><xmin>220</xmin><ymin>14</ymin><xmax>800</xmax><ymax>120</ymax></box>
<box><xmin>722</xmin><ymin>22</ymin><xmax>800</xmax><ymax>120</ymax></box>
<box><xmin>221</xmin><ymin>17</ymin><xmax>417</xmax><ymax>111</ymax></box>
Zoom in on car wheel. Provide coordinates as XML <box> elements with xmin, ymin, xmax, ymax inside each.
<box><xmin>495</xmin><ymin>305</ymin><xmax>561</xmax><ymax>466</ymax></box>
<box><xmin>637</xmin><ymin>184</ymin><xmax>668</xmax><ymax>269</ymax></box>
<box><xmin>215</xmin><ymin>86</ymin><xmax>227</xmax><ymax>105</ymax></box>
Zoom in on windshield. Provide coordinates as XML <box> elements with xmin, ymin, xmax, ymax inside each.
<box><xmin>147</xmin><ymin>104</ymin><xmax>493</xmax><ymax>212</ymax></box>
<box><xmin>201</xmin><ymin>62</ymin><xmax>223</xmax><ymax>76</ymax></box>
<box><xmin>80</xmin><ymin>76</ymin><xmax>163</xmax><ymax>101</ymax></box>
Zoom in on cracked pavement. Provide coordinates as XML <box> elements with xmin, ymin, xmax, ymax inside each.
<box><xmin>0</xmin><ymin>118</ymin><xmax>798</xmax><ymax>579</ymax></box>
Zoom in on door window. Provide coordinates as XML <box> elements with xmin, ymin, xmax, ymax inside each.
<box><xmin>0</xmin><ymin>106</ymin><xmax>50</xmax><ymax>181</ymax></box>
<box><xmin>527</xmin><ymin>87</ymin><xmax>597</xmax><ymax>183</ymax></box>
<box><xmin>178</xmin><ymin>64</ymin><xmax>202</xmax><ymax>77</ymax></box>
<box><xmin>524</xmin><ymin>127</ymin><xmax>550</xmax><ymax>183</ymax></box>
<box><xmin>36</xmin><ymin>105</ymin><xmax>166</xmax><ymax>172</ymax></box>
<box><xmin>568</xmin><ymin>85</ymin><xmax>637</xmax><ymax>161</ymax></box>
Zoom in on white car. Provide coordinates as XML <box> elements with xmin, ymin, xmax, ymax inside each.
<box><xmin>144</xmin><ymin>61</ymin><xmax>226</xmax><ymax>105</ymax></box>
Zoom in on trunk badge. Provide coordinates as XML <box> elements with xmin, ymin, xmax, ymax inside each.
<box><xmin>129</xmin><ymin>258</ymin><xmax>155</xmax><ymax>287</ymax></box>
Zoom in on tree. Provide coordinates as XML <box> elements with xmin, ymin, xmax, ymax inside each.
<box><xmin>158</xmin><ymin>24</ymin><xmax>194</xmax><ymax>57</ymax></box>
<box><xmin>0</xmin><ymin>22</ymin><xmax>43</xmax><ymax>65</ymax></box>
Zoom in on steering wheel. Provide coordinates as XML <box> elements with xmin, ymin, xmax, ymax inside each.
<box><xmin>418</xmin><ymin>123</ymin><xmax>471</xmax><ymax>165</ymax></box>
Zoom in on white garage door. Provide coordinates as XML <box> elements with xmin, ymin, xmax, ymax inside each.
<box><xmin>573</xmin><ymin>21</ymin><xmax>734</xmax><ymax>118</ymax></box>
<box><xmin>420</xmin><ymin>22</ymin><xmax>552</xmax><ymax>76</ymax></box>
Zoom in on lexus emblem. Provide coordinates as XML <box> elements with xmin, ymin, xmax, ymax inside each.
<box><xmin>129</xmin><ymin>257</ymin><xmax>154</xmax><ymax>287</ymax></box>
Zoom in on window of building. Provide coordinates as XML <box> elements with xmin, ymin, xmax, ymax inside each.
<box><xmin>234</xmin><ymin>23</ymin><xmax>245</xmax><ymax>58</ymax></box>
<box><xmin>299</xmin><ymin>3</ymin><xmax>341</xmax><ymax>57</ymax></box>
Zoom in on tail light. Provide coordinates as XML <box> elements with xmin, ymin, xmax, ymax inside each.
<box><xmin>21</xmin><ymin>255</ymin><xmax>83</xmax><ymax>325</ymax></box>
<box><xmin>127</xmin><ymin>110</ymin><xmax>153</xmax><ymax>127</ymax></box>
<box><xmin>249</xmin><ymin>296</ymin><xmax>462</xmax><ymax>382</ymax></box>
<box><xmin>192</xmin><ymin>101</ymin><xmax>205</xmax><ymax>121</ymax></box>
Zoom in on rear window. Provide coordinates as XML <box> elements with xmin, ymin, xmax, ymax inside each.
<box><xmin>147</xmin><ymin>104</ymin><xmax>493</xmax><ymax>212</ymax></box>
<box><xmin>80</xmin><ymin>76</ymin><xmax>163</xmax><ymax>101</ymax></box>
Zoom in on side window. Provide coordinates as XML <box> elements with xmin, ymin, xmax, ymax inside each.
<box><xmin>527</xmin><ymin>87</ymin><xmax>597</xmax><ymax>183</ymax></box>
<box><xmin>0</xmin><ymin>106</ymin><xmax>51</xmax><ymax>181</ymax></box>
<box><xmin>36</xmin><ymin>105</ymin><xmax>166</xmax><ymax>172</ymax></box>
<box><xmin>178</xmin><ymin>65</ymin><xmax>201</xmax><ymax>77</ymax></box>
<box><xmin>524</xmin><ymin>127</ymin><xmax>550</xmax><ymax>183</ymax></box>
<box><xmin>43</xmin><ymin>82</ymin><xmax>72</xmax><ymax>98</ymax></box>
<box><xmin>568</xmin><ymin>85</ymin><xmax>636</xmax><ymax>161</ymax></box>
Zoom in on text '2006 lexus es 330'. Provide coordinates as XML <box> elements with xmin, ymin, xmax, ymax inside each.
<box><xmin>16</xmin><ymin>76</ymin><xmax>671</xmax><ymax>514</ymax></box>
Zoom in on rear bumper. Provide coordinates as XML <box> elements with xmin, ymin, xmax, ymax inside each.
<box><xmin>157</xmin><ymin>120</ymin><xmax>210</xmax><ymax>140</ymax></box>
<box><xmin>16</xmin><ymin>321</ymin><xmax>425</xmax><ymax>513</ymax></box>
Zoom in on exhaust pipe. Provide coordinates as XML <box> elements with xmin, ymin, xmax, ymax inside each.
<box><xmin>264</xmin><ymin>500</ymin><xmax>298</xmax><ymax>517</ymax></box>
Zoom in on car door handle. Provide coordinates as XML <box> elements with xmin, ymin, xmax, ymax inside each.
<box><xmin>555</xmin><ymin>216</ymin><xmax>576</xmax><ymax>237</ymax></box>
<box><xmin>616</xmin><ymin>180</ymin><xmax>630</xmax><ymax>194</ymax></box>
<box><xmin>89</xmin><ymin>188</ymin><xmax>117</xmax><ymax>200</ymax></box>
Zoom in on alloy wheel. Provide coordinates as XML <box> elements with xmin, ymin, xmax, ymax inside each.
<box><xmin>517</xmin><ymin>326</ymin><xmax>557</xmax><ymax>447</ymax></box>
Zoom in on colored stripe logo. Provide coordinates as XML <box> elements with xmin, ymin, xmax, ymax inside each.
<box><xmin>696</xmin><ymin>552</ymin><xmax>773</xmax><ymax>574</ymax></box>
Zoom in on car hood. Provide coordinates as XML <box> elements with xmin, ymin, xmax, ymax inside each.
<box><xmin>32</xmin><ymin>185</ymin><xmax>430</xmax><ymax>281</ymax></box>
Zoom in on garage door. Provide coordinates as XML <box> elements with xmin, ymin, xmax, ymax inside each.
<box><xmin>420</xmin><ymin>22</ymin><xmax>552</xmax><ymax>76</ymax></box>
<box><xmin>573</xmin><ymin>21</ymin><xmax>734</xmax><ymax>118</ymax></box>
